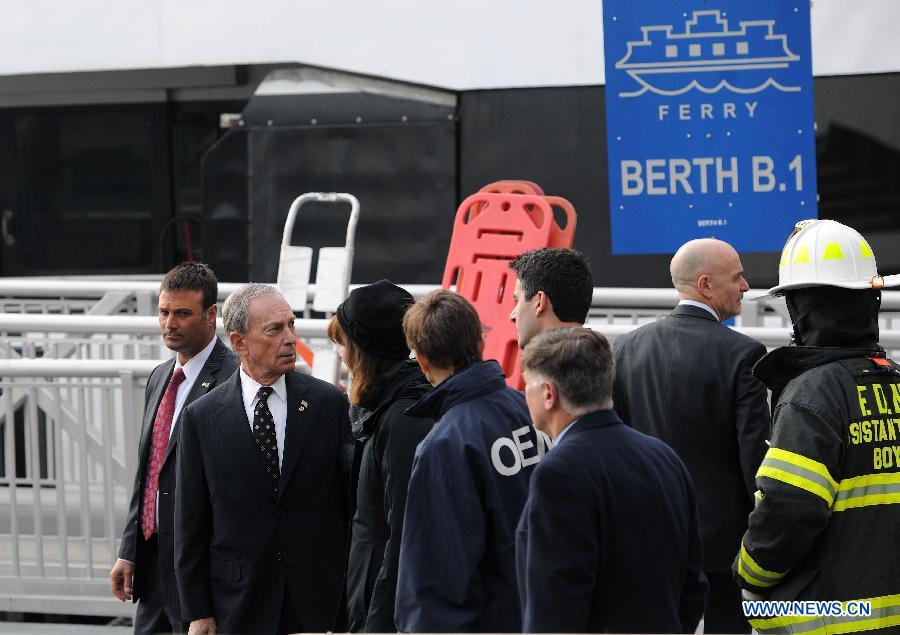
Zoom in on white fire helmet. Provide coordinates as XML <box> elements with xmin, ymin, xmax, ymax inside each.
<box><xmin>765</xmin><ymin>219</ymin><xmax>900</xmax><ymax>297</ymax></box>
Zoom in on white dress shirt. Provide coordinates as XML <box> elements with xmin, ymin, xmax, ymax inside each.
<box><xmin>678</xmin><ymin>299</ymin><xmax>720</xmax><ymax>322</ymax></box>
<box><xmin>148</xmin><ymin>336</ymin><xmax>218</xmax><ymax>540</ymax></box>
<box><xmin>239</xmin><ymin>368</ymin><xmax>288</xmax><ymax>468</ymax></box>
<box><xmin>554</xmin><ymin>419</ymin><xmax>578</xmax><ymax>446</ymax></box>
<box><xmin>169</xmin><ymin>336</ymin><xmax>218</xmax><ymax>440</ymax></box>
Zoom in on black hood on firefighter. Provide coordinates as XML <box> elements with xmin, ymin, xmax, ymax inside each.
<box><xmin>784</xmin><ymin>286</ymin><xmax>880</xmax><ymax>349</ymax></box>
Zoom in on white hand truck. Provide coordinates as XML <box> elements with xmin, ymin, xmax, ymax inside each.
<box><xmin>276</xmin><ymin>192</ymin><xmax>360</xmax><ymax>385</ymax></box>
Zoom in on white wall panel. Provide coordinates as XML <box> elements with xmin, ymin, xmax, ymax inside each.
<box><xmin>0</xmin><ymin>0</ymin><xmax>896</xmax><ymax>89</ymax></box>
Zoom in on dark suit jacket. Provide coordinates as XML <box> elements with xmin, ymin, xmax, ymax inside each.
<box><xmin>612</xmin><ymin>303</ymin><xmax>771</xmax><ymax>571</ymax></box>
<box><xmin>175</xmin><ymin>369</ymin><xmax>352</xmax><ymax>635</ymax></box>
<box><xmin>516</xmin><ymin>410</ymin><xmax>707</xmax><ymax>633</ymax></box>
<box><xmin>118</xmin><ymin>337</ymin><xmax>238</xmax><ymax>620</ymax></box>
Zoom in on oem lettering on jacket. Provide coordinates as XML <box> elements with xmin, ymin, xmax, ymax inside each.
<box><xmin>491</xmin><ymin>425</ymin><xmax>551</xmax><ymax>476</ymax></box>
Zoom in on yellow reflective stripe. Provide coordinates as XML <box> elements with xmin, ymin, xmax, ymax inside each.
<box><xmin>833</xmin><ymin>472</ymin><xmax>900</xmax><ymax>512</ymax></box>
<box><xmin>825</xmin><ymin>614</ymin><xmax>900</xmax><ymax>634</ymax></box>
<box><xmin>757</xmin><ymin>448</ymin><xmax>838</xmax><ymax>505</ymax></box>
<box><xmin>753</xmin><ymin>615</ymin><xmax>900</xmax><ymax>635</ymax></box>
<box><xmin>757</xmin><ymin>465</ymin><xmax>835</xmax><ymax>505</ymax></box>
<box><xmin>737</xmin><ymin>542</ymin><xmax>784</xmax><ymax>588</ymax></box>
<box><xmin>867</xmin><ymin>593</ymin><xmax>900</xmax><ymax>609</ymax></box>
<box><xmin>766</xmin><ymin>448</ymin><xmax>839</xmax><ymax>491</ymax></box>
<box><xmin>834</xmin><ymin>492</ymin><xmax>900</xmax><ymax>511</ymax></box>
<box><xmin>751</xmin><ymin>593</ymin><xmax>900</xmax><ymax>635</ymax></box>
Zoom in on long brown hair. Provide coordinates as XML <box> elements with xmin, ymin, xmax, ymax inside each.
<box><xmin>328</xmin><ymin>315</ymin><xmax>387</xmax><ymax>406</ymax></box>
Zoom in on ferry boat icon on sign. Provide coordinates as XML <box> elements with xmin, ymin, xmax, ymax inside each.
<box><xmin>614</xmin><ymin>9</ymin><xmax>801</xmax><ymax>98</ymax></box>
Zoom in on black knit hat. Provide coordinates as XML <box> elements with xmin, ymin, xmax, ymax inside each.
<box><xmin>336</xmin><ymin>280</ymin><xmax>415</xmax><ymax>360</ymax></box>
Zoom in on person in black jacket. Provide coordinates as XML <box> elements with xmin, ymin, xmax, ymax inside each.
<box><xmin>517</xmin><ymin>328</ymin><xmax>707</xmax><ymax>633</ymax></box>
<box><xmin>175</xmin><ymin>284</ymin><xmax>351</xmax><ymax>635</ymax></box>
<box><xmin>734</xmin><ymin>219</ymin><xmax>900</xmax><ymax>634</ymax></box>
<box><xmin>110</xmin><ymin>262</ymin><xmax>238</xmax><ymax>635</ymax></box>
<box><xmin>330</xmin><ymin>280</ymin><xmax>436</xmax><ymax>632</ymax></box>
<box><xmin>612</xmin><ymin>238</ymin><xmax>770</xmax><ymax>633</ymax></box>
<box><xmin>396</xmin><ymin>289</ymin><xmax>546</xmax><ymax>633</ymax></box>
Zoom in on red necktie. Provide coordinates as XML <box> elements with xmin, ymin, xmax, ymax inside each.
<box><xmin>141</xmin><ymin>367</ymin><xmax>186</xmax><ymax>540</ymax></box>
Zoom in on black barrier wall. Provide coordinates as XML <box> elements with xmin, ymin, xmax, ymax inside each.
<box><xmin>199</xmin><ymin>74</ymin><xmax>900</xmax><ymax>287</ymax></box>
<box><xmin>202</xmin><ymin>92</ymin><xmax>457</xmax><ymax>284</ymax></box>
<box><xmin>0</xmin><ymin>72</ymin><xmax>896</xmax><ymax>280</ymax></box>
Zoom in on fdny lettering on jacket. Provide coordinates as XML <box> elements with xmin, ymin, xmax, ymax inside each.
<box><xmin>851</xmin><ymin>382</ymin><xmax>900</xmax><ymax>470</ymax></box>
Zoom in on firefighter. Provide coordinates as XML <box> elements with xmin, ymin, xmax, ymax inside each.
<box><xmin>734</xmin><ymin>219</ymin><xmax>900</xmax><ymax>634</ymax></box>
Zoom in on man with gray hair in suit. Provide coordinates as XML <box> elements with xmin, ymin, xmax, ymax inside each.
<box><xmin>517</xmin><ymin>327</ymin><xmax>706</xmax><ymax>633</ymax></box>
<box><xmin>175</xmin><ymin>283</ymin><xmax>351</xmax><ymax>635</ymax></box>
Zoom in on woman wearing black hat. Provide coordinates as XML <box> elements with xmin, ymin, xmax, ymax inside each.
<box><xmin>329</xmin><ymin>280</ymin><xmax>436</xmax><ymax>632</ymax></box>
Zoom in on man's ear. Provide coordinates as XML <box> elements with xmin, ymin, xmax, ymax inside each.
<box><xmin>206</xmin><ymin>304</ymin><xmax>218</xmax><ymax>330</ymax></box>
<box><xmin>229</xmin><ymin>330</ymin><xmax>246</xmax><ymax>355</ymax></box>
<box><xmin>534</xmin><ymin>290</ymin><xmax>550</xmax><ymax>318</ymax></box>
<box><xmin>412</xmin><ymin>350</ymin><xmax>430</xmax><ymax>377</ymax></box>
<box><xmin>697</xmin><ymin>274</ymin><xmax>713</xmax><ymax>301</ymax></box>
<box><xmin>544</xmin><ymin>379</ymin><xmax>560</xmax><ymax>412</ymax></box>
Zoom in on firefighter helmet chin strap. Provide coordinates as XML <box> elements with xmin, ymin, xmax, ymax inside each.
<box><xmin>785</xmin><ymin>286</ymin><xmax>881</xmax><ymax>349</ymax></box>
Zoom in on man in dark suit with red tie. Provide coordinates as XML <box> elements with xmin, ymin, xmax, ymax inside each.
<box><xmin>175</xmin><ymin>284</ymin><xmax>352</xmax><ymax>635</ymax></box>
<box><xmin>110</xmin><ymin>262</ymin><xmax>239</xmax><ymax>634</ymax></box>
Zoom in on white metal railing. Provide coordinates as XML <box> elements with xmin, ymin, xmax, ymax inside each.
<box><xmin>586</xmin><ymin>322</ymin><xmax>900</xmax><ymax>352</ymax></box>
<box><xmin>0</xmin><ymin>314</ymin><xmax>328</xmax><ymax>337</ymax></box>
<box><xmin>0</xmin><ymin>335</ymin><xmax>167</xmax><ymax>364</ymax></box>
<box><xmin>3</xmin><ymin>277</ymin><xmax>900</xmax><ymax>324</ymax></box>
<box><xmin>0</xmin><ymin>278</ymin><xmax>242</xmax><ymax>318</ymax></box>
<box><xmin>2</xmin><ymin>295</ymin><xmax>900</xmax><ymax>360</ymax></box>
<box><xmin>0</xmin><ymin>359</ymin><xmax>159</xmax><ymax>617</ymax></box>
<box><xmin>0</xmin><ymin>315</ymin><xmax>333</xmax><ymax>370</ymax></box>
<box><xmin>1</xmin><ymin>319</ymin><xmax>900</xmax><ymax>618</ymax></box>
<box><xmin>3</xmin><ymin>277</ymin><xmax>900</xmax><ymax>331</ymax></box>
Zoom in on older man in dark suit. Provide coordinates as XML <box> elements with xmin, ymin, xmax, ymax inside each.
<box><xmin>517</xmin><ymin>328</ymin><xmax>707</xmax><ymax>633</ymax></box>
<box><xmin>175</xmin><ymin>283</ymin><xmax>351</xmax><ymax>635</ymax></box>
<box><xmin>110</xmin><ymin>262</ymin><xmax>239</xmax><ymax>634</ymax></box>
<box><xmin>612</xmin><ymin>238</ymin><xmax>771</xmax><ymax>633</ymax></box>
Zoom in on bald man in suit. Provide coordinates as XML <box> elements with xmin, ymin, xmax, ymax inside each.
<box><xmin>613</xmin><ymin>239</ymin><xmax>770</xmax><ymax>633</ymax></box>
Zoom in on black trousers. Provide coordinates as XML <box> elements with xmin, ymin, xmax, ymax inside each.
<box><xmin>704</xmin><ymin>571</ymin><xmax>751</xmax><ymax>634</ymax></box>
<box><xmin>134</xmin><ymin>535</ymin><xmax>183</xmax><ymax>635</ymax></box>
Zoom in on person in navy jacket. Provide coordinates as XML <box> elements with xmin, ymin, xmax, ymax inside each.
<box><xmin>395</xmin><ymin>289</ymin><xmax>547</xmax><ymax>632</ymax></box>
<box><xmin>517</xmin><ymin>327</ymin><xmax>707</xmax><ymax>633</ymax></box>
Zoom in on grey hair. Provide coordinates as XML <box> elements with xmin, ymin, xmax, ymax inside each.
<box><xmin>222</xmin><ymin>283</ymin><xmax>284</xmax><ymax>334</ymax></box>
<box><xmin>520</xmin><ymin>327</ymin><xmax>614</xmax><ymax>415</ymax></box>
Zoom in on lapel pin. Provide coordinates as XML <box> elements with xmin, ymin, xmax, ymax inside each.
<box><xmin>201</xmin><ymin>381</ymin><xmax>212</xmax><ymax>388</ymax></box>
<box><xmin>299</xmin><ymin>399</ymin><xmax>309</xmax><ymax>412</ymax></box>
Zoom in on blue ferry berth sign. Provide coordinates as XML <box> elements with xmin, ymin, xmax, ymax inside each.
<box><xmin>602</xmin><ymin>1</ymin><xmax>817</xmax><ymax>254</ymax></box>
